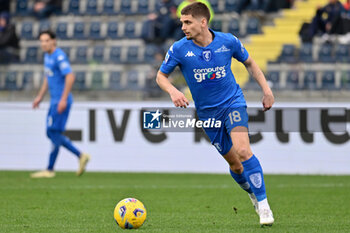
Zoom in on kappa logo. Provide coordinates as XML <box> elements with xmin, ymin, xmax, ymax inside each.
<box><xmin>215</xmin><ymin>45</ymin><xmax>231</xmax><ymax>53</ymax></box>
<box><xmin>185</xmin><ymin>51</ymin><xmax>196</xmax><ymax>57</ymax></box>
<box><xmin>249</xmin><ymin>173</ymin><xmax>262</xmax><ymax>189</ymax></box>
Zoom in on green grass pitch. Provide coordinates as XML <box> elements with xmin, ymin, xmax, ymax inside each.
<box><xmin>0</xmin><ymin>171</ymin><xmax>349</xmax><ymax>233</ymax></box>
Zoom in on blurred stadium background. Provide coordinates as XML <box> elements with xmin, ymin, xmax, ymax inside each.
<box><xmin>0</xmin><ymin>0</ymin><xmax>349</xmax><ymax>172</ymax></box>
<box><xmin>1</xmin><ymin>0</ymin><xmax>350</xmax><ymax>101</ymax></box>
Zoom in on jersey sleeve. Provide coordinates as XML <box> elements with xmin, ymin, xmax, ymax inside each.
<box><xmin>160</xmin><ymin>44</ymin><xmax>180</xmax><ymax>75</ymax></box>
<box><xmin>56</xmin><ymin>52</ymin><xmax>72</xmax><ymax>76</ymax></box>
<box><xmin>231</xmin><ymin>35</ymin><xmax>249</xmax><ymax>63</ymax></box>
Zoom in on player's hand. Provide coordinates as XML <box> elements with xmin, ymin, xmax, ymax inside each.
<box><xmin>57</xmin><ymin>99</ymin><xmax>67</xmax><ymax>114</ymax></box>
<box><xmin>32</xmin><ymin>96</ymin><xmax>42</xmax><ymax>109</ymax></box>
<box><xmin>262</xmin><ymin>92</ymin><xmax>274</xmax><ymax>112</ymax></box>
<box><xmin>169</xmin><ymin>89</ymin><xmax>189</xmax><ymax>108</ymax></box>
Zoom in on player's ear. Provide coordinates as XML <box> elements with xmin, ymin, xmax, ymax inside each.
<box><xmin>201</xmin><ymin>17</ymin><xmax>207</xmax><ymax>27</ymax></box>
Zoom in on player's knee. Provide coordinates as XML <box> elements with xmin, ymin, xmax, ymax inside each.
<box><xmin>234</xmin><ymin>147</ymin><xmax>252</xmax><ymax>160</ymax></box>
<box><xmin>47</xmin><ymin>129</ymin><xmax>62</xmax><ymax>146</ymax></box>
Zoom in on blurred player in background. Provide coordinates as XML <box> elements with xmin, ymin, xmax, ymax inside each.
<box><xmin>156</xmin><ymin>2</ymin><xmax>274</xmax><ymax>226</ymax></box>
<box><xmin>31</xmin><ymin>30</ymin><xmax>90</xmax><ymax>178</ymax></box>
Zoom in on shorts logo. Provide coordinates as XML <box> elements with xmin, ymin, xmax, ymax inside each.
<box><xmin>249</xmin><ymin>173</ymin><xmax>262</xmax><ymax>189</ymax></box>
<box><xmin>143</xmin><ymin>109</ymin><xmax>162</xmax><ymax>129</ymax></box>
<box><xmin>202</xmin><ymin>50</ymin><xmax>211</xmax><ymax>62</ymax></box>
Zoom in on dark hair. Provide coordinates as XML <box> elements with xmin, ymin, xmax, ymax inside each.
<box><xmin>181</xmin><ymin>2</ymin><xmax>210</xmax><ymax>23</ymax></box>
<box><xmin>39</xmin><ymin>30</ymin><xmax>56</xmax><ymax>39</ymax></box>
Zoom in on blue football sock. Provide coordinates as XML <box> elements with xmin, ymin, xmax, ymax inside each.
<box><xmin>241</xmin><ymin>155</ymin><xmax>267</xmax><ymax>201</ymax></box>
<box><xmin>229</xmin><ymin>168</ymin><xmax>253</xmax><ymax>194</ymax></box>
<box><xmin>61</xmin><ymin>135</ymin><xmax>81</xmax><ymax>157</ymax></box>
<box><xmin>46</xmin><ymin>129</ymin><xmax>81</xmax><ymax>170</ymax></box>
<box><xmin>47</xmin><ymin>143</ymin><xmax>59</xmax><ymax>171</ymax></box>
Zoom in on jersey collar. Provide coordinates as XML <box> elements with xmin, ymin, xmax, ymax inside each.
<box><xmin>190</xmin><ymin>29</ymin><xmax>217</xmax><ymax>49</ymax></box>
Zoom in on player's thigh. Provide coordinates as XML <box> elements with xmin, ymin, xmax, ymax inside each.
<box><xmin>224</xmin><ymin>106</ymin><xmax>252</xmax><ymax>160</ymax></box>
<box><xmin>47</xmin><ymin>103</ymin><xmax>71</xmax><ymax>131</ymax></box>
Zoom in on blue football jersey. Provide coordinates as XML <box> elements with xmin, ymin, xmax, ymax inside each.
<box><xmin>160</xmin><ymin>30</ymin><xmax>249</xmax><ymax>113</ymax></box>
<box><xmin>43</xmin><ymin>48</ymin><xmax>73</xmax><ymax>104</ymax></box>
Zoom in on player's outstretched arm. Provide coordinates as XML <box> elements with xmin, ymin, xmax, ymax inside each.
<box><xmin>33</xmin><ymin>77</ymin><xmax>48</xmax><ymax>109</ymax></box>
<box><xmin>156</xmin><ymin>70</ymin><xmax>189</xmax><ymax>108</ymax></box>
<box><xmin>58</xmin><ymin>73</ymin><xmax>75</xmax><ymax>113</ymax></box>
<box><xmin>243</xmin><ymin>56</ymin><xmax>274</xmax><ymax>111</ymax></box>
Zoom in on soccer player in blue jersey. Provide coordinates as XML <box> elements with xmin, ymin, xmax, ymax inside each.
<box><xmin>31</xmin><ymin>30</ymin><xmax>90</xmax><ymax>178</ymax></box>
<box><xmin>156</xmin><ymin>2</ymin><xmax>275</xmax><ymax>226</ymax></box>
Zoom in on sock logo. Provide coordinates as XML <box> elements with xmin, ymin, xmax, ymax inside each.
<box><xmin>249</xmin><ymin>173</ymin><xmax>262</xmax><ymax>189</ymax></box>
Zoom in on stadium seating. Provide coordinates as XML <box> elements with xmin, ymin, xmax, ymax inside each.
<box><xmin>60</xmin><ymin>47</ymin><xmax>71</xmax><ymax>59</ymax></box>
<box><xmin>21</xmin><ymin>22</ymin><xmax>34</xmax><ymax>40</ymax></box>
<box><xmin>303</xmin><ymin>71</ymin><xmax>317</xmax><ymax>90</ymax></box>
<box><xmin>299</xmin><ymin>43</ymin><xmax>313</xmax><ymax>63</ymax></box>
<box><xmin>6</xmin><ymin>0</ymin><xmax>348</xmax><ymax>95</ymax></box>
<box><xmin>73</xmin><ymin>22</ymin><xmax>86</xmax><ymax>39</ymax></box>
<box><xmin>4</xmin><ymin>72</ymin><xmax>19</xmax><ymax>90</ymax></box>
<box><xmin>246</xmin><ymin>17</ymin><xmax>260</xmax><ymax>35</ymax></box>
<box><xmin>103</xmin><ymin>0</ymin><xmax>115</xmax><ymax>15</ymax></box>
<box><xmin>91</xmin><ymin>71</ymin><xmax>104</xmax><ymax>89</ymax></box>
<box><xmin>109</xmin><ymin>46</ymin><xmax>122</xmax><ymax>63</ymax></box>
<box><xmin>126</xmin><ymin>70</ymin><xmax>141</xmax><ymax>89</ymax></box>
<box><xmin>266</xmin><ymin>71</ymin><xmax>280</xmax><ymax>89</ymax></box>
<box><xmin>124</xmin><ymin>21</ymin><xmax>137</xmax><ymax>38</ymax></box>
<box><xmin>16</xmin><ymin>0</ymin><xmax>28</xmax><ymax>15</ymax></box>
<box><xmin>318</xmin><ymin>44</ymin><xmax>334</xmax><ymax>63</ymax></box>
<box><xmin>120</xmin><ymin>0</ymin><xmax>133</xmax><ymax>14</ymax></box>
<box><xmin>56</xmin><ymin>22</ymin><xmax>69</xmax><ymax>39</ymax></box>
<box><xmin>210</xmin><ymin>0</ymin><xmax>220</xmax><ymax>13</ymax></box>
<box><xmin>25</xmin><ymin>47</ymin><xmax>39</xmax><ymax>63</ymax></box>
<box><xmin>75</xmin><ymin>46</ymin><xmax>88</xmax><ymax>63</ymax></box>
<box><xmin>89</xmin><ymin>22</ymin><xmax>102</xmax><ymax>40</ymax></box>
<box><xmin>321</xmin><ymin>71</ymin><xmax>337</xmax><ymax>90</ymax></box>
<box><xmin>92</xmin><ymin>46</ymin><xmax>105</xmax><ymax>63</ymax></box>
<box><xmin>279</xmin><ymin>44</ymin><xmax>297</xmax><ymax>63</ymax></box>
<box><xmin>39</xmin><ymin>21</ymin><xmax>51</xmax><ymax>34</ymax></box>
<box><xmin>68</xmin><ymin>0</ymin><xmax>80</xmax><ymax>14</ymax></box>
<box><xmin>243</xmin><ymin>76</ymin><xmax>261</xmax><ymax>90</ymax></box>
<box><xmin>22</xmin><ymin>71</ymin><xmax>34</xmax><ymax>90</ymax></box>
<box><xmin>225</xmin><ymin>0</ymin><xmax>239</xmax><ymax>12</ymax></box>
<box><xmin>107</xmin><ymin>22</ymin><xmax>119</xmax><ymax>39</ymax></box>
<box><xmin>126</xmin><ymin>46</ymin><xmax>140</xmax><ymax>63</ymax></box>
<box><xmin>211</xmin><ymin>20</ymin><xmax>222</xmax><ymax>31</ymax></box>
<box><xmin>137</xmin><ymin>0</ymin><xmax>150</xmax><ymax>14</ymax></box>
<box><xmin>86</xmin><ymin>0</ymin><xmax>98</xmax><ymax>15</ymax></box>
<box><xmin>109</xmin><ymin>71</ymin><xmax>123</xmax><ymax>90</ymax></box>
<box><xmin>335</xmin><ymin>44</ymin><xmax>350</xmax><ymax>63</ymax></box>
<box><xmin>73</xmin><ymin>71</ymin><xmax>87</xmax><ymax>90</ymax></box>
<box><xmin>285</xmin><ymin>71</ymin><xmax>300</xmax><ymax>90</ymax></box>
<box><xmin>228</xmin><ymin>18</ymin><xmax>241</xmax><ymax>37</ymax></box>
<box><xmin>341</xmin><ymin>71</ymin><xmax>350</xmax><ymax>89</ymax></box>
<box><xmin>143</xmin><ymin>44</ymin><xmax>158</xmax><ymax>64</ymax></box>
